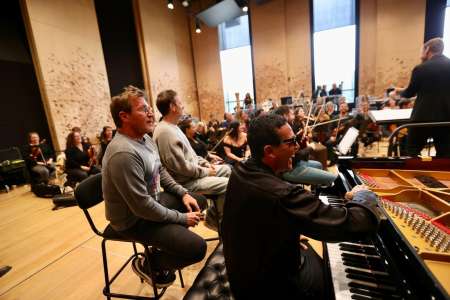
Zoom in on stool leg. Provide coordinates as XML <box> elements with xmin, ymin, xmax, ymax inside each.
<box><xmin>132</xmin><ymin>243</ymin><xmax>144</xmax><ymax>283</ymax></box>
<box><xmin>145</xmin><ymin>246</ymin><xmax>159</xmax><ymax>298</ymax></box>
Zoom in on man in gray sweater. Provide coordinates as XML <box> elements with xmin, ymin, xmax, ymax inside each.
<box><xmin>153</xmin><ymin>90</ymin><xmax>231</xmax><ymax>232</ymax></box>
<box><xmin>102</xmin><ymin>86</ymin><xmax>206</xmax><ymax>288</ymax></box>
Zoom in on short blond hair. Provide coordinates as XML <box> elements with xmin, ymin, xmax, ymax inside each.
<box><xmin>110</xmin><ymin>85</ymin><xmax>148</xmax><ymax>128</ymax></box>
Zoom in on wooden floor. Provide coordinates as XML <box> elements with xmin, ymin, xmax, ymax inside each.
<box><xmin>0</xmin><ymin>185</ymin><xmax>219</xmax><ymax>300</ymax></box>
<box><xmin>0</xmin><ymin>139</ymin><xmax>426</xmax><ymax>299</ymax></box>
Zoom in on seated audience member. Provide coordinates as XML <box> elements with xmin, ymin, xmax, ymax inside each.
<box><xmin>223</xmin><ymin>121</ymin><xmax>250</xmax><ymax>165</ymax></box>
<box><xmin>178</xmin><ymin>118</ymin><xmax>222</xmax><ymax>163</ymax></box>
<box><xmin>273</xmin><ymin>106</ymin><xmax>337</xmax><ymax>186</ymax></box>
<box><xmin>328</xmin><ymin>82</ymin><xmax>342</xmax><ymax>96</ymax></box>
<box><xmin>65</xmin><ymin>131</ymin><xmax>100</xmax><ymax>182</ymax></box>
<box><xmin>23</xmin><ymin>132</ymin><xmax>55</xmax><ymax>184</ymax></box>
<box><xmin>97</xmin><ymin>126</ymin><xmax>114</xmax><ymax>166</ymax></box>
<box><xmin>103</xmin><ymin>85</ymin><xmax>206</xmax><ymax>288</ymax></box>
<box><xmin>153</xmin><ymin>90</ymin><xmax>231</xmax><ymax>232</ymax></box>
<box><xmin>222</xmin><ymin>114</ymin><xmax>380</xmax><ymax>299</ymax></box>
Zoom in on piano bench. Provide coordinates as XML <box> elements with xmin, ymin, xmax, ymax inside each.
<box><xmin>184</xmin><ymin>242</ymin><xmax>234</xmax><ymax>300</ymax></box>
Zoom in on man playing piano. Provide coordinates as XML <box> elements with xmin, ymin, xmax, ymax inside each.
<box><xmin>390</xmin><ymin>38</ymin><xmax>450</xmax><ymax>157</ymax></box>
<box><xmin>222</xmin><ymin>114</ymin><xmax>381</xmax><ymax>299</ymax></box>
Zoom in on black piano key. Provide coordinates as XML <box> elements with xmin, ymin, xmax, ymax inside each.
<box><xmin>346</xmin><ymin>272</ymin><xmax>396</xmax><ymax>286</ymax></box>
<box><xmin>345</xmin><ymin>268</ymin><xmax>391</xmax><ymax>280</ymax></box>
<box><xmin>340</xmin><ymin>245</ymin><xmax>379</xmax><ymax>255</ymax></box>
<box><xmin>342</xmin><ymin>256</ymin><xmax>385</xmax><ymax>272</ymax></box>
<box><xmin>349</xmin><ymin>288</ymin><xmax>402</xmax><ymax>299</ymax></box>
<box><xmin>348</xmin><ymin>280</ymin><xmax>397</xmax><ymax>293</ymax></box>
<box><xmin>351</xmin><ymin>294</ymin><xmax>380</xmax><ymax>300</ymax></box>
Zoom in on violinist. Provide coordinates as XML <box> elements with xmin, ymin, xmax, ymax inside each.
<box><xmin>273</xmin><ymin>106</ymin><xmax>337</xmax><ymax>186</ymax></box>
<box><xmin>97</xmin><ymin>126</ymin><xmax>114</xmax><ymax>166</ymax></box>
<box><xmin>23</xmin><ymin>132</ymin><xmax>55</xmax><ymax>184</ymax></box>
<box><xmin>325</xmin><ymin>102</ymin><xmax>352</xmax><ymax>166</ymax></box>
<box><xmin>65</xmin><ymin>131</ymin><xmax>100</xmax><ymax>182</ymax></box>
<box><xmin>353</xmin><ymin>100</ymin><xmax>381</xmax><ymax>149</ymax></box>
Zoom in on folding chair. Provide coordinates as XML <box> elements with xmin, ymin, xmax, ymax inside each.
<box><xmin>74</xmin><ymin>173</ymin><xmax>184</xmax><ymax>299</ymax></box>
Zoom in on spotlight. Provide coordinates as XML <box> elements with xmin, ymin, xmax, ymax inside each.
<box><xmin>167</xmin><ymin>0</ymin><xmax>174</xmax><ymax>10</ymax></box>
<box><xmin>195</xmin><ymin>19</ymin><xmax>201</xmax><ymax>34</ymax></box>
<box><xmin>182</xmin><ymin>0</ymin><xmax>189</xmax><ymax>7</ymax></box>
<box><xmin>242</xmin><ymin>5</ymin><xmax>248</xmax><ymax>12</ymax></box>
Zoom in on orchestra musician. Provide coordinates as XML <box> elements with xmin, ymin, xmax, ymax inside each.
<box><xmin>390</xmin><ymin>38</ymin><xmax>450</xmax><ymax>157</ymax></box>
<box><xmin>23</xmin><ymin>132</ymin><xmax>55</xmax><ymax>184</ymax></box>
<box><xmin>273</xmin><ymin>105</ymin><xmax>337</xmax><ymax>186</ymax></box>
<box><xmin>64</xmin><ymin>131</ymin><xmax>100</xmax><ymax>182</ymax></box>
<box><xmin>353</xmin><ymin>100</ymin><xmax>381</xmax><ymax>150</ymax></box>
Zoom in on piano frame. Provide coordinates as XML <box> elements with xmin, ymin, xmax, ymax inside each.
<box><xmin>321</xmin><ymin>157</ymin><xmax>450</xmax><ymax>300</ymax></box>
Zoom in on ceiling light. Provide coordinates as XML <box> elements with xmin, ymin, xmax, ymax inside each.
<box><xmin>182</xmin><ymin>0</ymin><xmax>189</xmax><ymax>7</ymax></box>
<box><xmin>242</xmin><ymin>5</ymin><xmax>248</xmax><ymax>12</ymax></box>
<box><xmin>195</xmin><ymin>19</ymin><xmax>201</xmax><ymax>34</ymax></box>
<box><xmin>167</xmin><ymin>0</ymin><xmax>174</xmax><ymax>10</ymax></box>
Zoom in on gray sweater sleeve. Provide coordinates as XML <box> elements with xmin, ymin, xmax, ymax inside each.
<box><xmin>108</xmin><ymin>152</ymin><xmax>187</xmax><ymax>224</ymax></box>
<box><xmin>157</xmin><ymin>130</ymin><xmax>209</xmax><ymax>179</ymax></box>
<box><xmin>159</xmin><ymin>165</ymin><xmax>188</xmax><ymax>198</ymax></box>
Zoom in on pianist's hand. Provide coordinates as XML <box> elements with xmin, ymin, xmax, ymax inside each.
<box><xmin>345</xmin><ymin>185</ymin><xmax>369</xmax><ymax>201</ymax></box>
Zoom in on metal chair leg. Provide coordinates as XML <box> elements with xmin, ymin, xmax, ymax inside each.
<box><xmin>178</xmin><ymin>269</ymin><xmax>184</xmax><ymax>288</ymax></box>
<box><xmin>132</xmin><ymin>243</ymin><xmax>144</xmax><ymax>283</ymax></box>
<box><xmin>101</xmin><ymin>239</ymin><xmax>112</xmax><ymax>300</ymax></box>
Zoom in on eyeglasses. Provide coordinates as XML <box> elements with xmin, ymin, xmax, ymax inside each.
<box><xmin>281</xmin><ymin>136</ymin><xmax>298</xmax><ymax>146</ymax></box>
<box><xmin>136</xmin><ymin>106</ymin><xmax>152</xmax><ymax>114</ymax></box>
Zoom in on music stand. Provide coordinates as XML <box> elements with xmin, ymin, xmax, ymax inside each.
<box><xmin>337</xmin><ymin>127</ymin><xmax>359</xmax><ymax>155</ymax></box>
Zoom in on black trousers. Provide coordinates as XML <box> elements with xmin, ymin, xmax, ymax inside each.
<box><xmin>117</xmin><ymin>192</ymin><xmax>207</xmax><ymax>271</ymax></box>
<box><xmin>407</xmin><ymin>127</ymin><xmax>450</xmax><ymax>158</ymax></box>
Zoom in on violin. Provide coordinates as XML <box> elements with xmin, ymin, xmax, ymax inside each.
<box><xmin>87</xmin><ymin>146</ymin><xmax>97</xmax><ymax>167</ymax></box>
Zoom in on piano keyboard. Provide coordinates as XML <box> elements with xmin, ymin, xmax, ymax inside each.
<box><xmin>320</xmin><ymin>193</ymin><xmax>405</xmax><ymax>300</ymax></box>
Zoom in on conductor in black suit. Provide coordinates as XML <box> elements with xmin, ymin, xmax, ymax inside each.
<box><xmin>391</xmin><ymin>38</ymin><xmax>450</xmax><ymax>157</ymax></box>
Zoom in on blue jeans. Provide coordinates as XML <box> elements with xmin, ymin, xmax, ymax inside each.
<box><xmin>283</xmin><ymin>160</ymin><xmax>337</xmax><ymax>186</ymax></box>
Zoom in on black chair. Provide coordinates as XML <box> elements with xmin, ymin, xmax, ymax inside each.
<box><xmin>74</xmin><ymin>173</ymin><xmax>184</xmax><ymax>299</ymax></box>
<box><xmin>0</xmin><ymin>147</ymin><xmax>28</xmax><ymax>189</ymax></box>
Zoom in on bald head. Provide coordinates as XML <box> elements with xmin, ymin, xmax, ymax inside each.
<box><xmin>421</xmin><ymin>38</ymin><xmax>444</xmax><ymax>62</ymax></box>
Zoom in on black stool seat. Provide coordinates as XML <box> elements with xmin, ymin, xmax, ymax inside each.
<box><xmin>183</xmin><ymin>243</ymin><xmax>234</xmax><ymax>300</ymax></box>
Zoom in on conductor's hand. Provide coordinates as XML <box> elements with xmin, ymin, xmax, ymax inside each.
<box><xmin>185</xmin><ymin>212</ymin><xmax>202</xmax><ymax>227</ymax></box>
<box><xmin>345</xmin><ymin>185</ymin><xmax>369</xmax><ymax>201</ymax></box>
<box><xmin>182</xmin><ymin>193</ymin><xmax>200</xmax><ymax>212</ymax></box>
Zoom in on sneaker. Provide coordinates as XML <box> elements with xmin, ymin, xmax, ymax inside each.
<box><xmin>204</xmin><ymin>209</ymin><xmax>219</xmax><ymax>232</ymax></box>
<box><xmin>131</xmin><ymin>256</ymin><xmax>175</xmax><ymax>288</ymax></box>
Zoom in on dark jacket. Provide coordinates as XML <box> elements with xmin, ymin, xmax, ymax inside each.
<box><xmin>401</xmin><ymin>54</ymin><xmax>450</xmax><ymax>122</ymax></box>
<box><xmin>222</xmin><ymin>158</ymin><xmax>380</xmax><ymax>299</ymax></box>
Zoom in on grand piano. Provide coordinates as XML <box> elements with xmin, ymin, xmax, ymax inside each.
<box><xmin>318</xmin><ymin>157</ymin><xmax>450</xmax><ymax>300</ymax></box>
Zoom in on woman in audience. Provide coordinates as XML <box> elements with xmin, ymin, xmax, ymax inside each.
<box><xmin>97</xmin><ymin>126</ymin><xmax>114</xmax><ymax>165</ymax></box>
<box><xmin>178</xmin><ymin>118</ymin><xmax>223</xmax><ymax>163</ymax></box>
<box><xmin>223</xmin><ymin>121</ymin><xmax>250</xmax><ymax>165</ymax></box>
<box><xmin>65</xmin><ymin>131</ymin><xmax>100</xmax><ymax>182</ymax></box>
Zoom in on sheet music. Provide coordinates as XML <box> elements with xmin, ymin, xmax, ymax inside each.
<box><xmin>337</xmin><ymin>127</ymin><xmax>359</xmax><ymax>155</ymax></box>
<box><xmin>368</xmin><ymin>108</ymin><xmax>412</xmax><ymax>123</ymax></box>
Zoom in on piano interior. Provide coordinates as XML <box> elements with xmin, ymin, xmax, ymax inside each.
<box><xmin>323</xmin><ymin>162</ymin><xmax>450</xmax><ymax>300</ymax></box>
<box><xmin>354</xmin><ymin>168</ymin><xmax>450</xmax><ymax>296</ymax></box>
